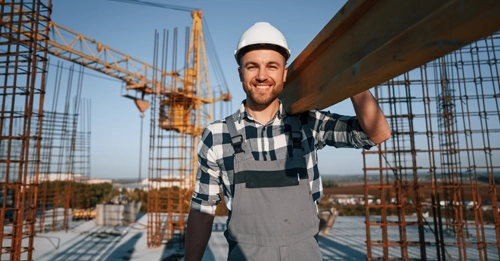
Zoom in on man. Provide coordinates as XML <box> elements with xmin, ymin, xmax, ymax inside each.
<box><xmin>185</xmin><ymin>22</ymin><xmax>390</xmax><ymax>261</ymax></box>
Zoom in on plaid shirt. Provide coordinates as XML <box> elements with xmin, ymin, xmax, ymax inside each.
<box><xmin>191</xmin><ymin>101</ymin><xmax>376</xmax><ymax>215</ymax></box>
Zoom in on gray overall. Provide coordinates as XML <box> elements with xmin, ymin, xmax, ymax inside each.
<box><xmin>224</xmin><ymin>115</ymin><xmax>321</xmax><ymax>261</ymax></box>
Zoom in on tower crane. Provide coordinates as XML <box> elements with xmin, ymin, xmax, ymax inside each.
<box><xmin>2</xmin><ymin>0</ymin><xmax>231</xmax><ymax>247</ymax></box>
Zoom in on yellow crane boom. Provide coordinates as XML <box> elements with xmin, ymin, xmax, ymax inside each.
<box><xmin>2</xmin><ymin>2</ymin><xmax>231</xmax><ymax>115</ymax></box>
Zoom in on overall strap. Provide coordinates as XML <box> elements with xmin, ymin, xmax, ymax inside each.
<box><xmin>299</xmin><ymin>111</ymin><xmax>313</xmax><ymax>147</ymax></box>
<box><xmin>225</xmin><ymin>115</ymin><xmax>244</xmax><ymax>154</ymax></box>
<box><xmin>288</xmin><ymin>115</ymin><xmax>304</xmax><ymax>158</ymax></box>
<box><xmin>225</xmin><ymin>115</ymin><xmax>253</xmax><ymax>160</ymax></box>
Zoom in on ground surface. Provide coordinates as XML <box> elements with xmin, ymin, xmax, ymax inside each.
<box><xmin>200</xmin><ymin>216</ymin><xmax>499</xmax><ymax>261</ymax></box>
<box><xmin>30</xmin><ymin>213</ymin><xmax>182</xmax><ymax>261</ymax></box>
<box><xmin>26</xmin><ymin>214</ymin><xmax>499</xmax><ymax>260</ymax></box>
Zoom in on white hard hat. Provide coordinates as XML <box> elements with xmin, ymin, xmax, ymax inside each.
<box><xmin>234</xmin><ymin>22</ymin><xmax>291</xmax><ymax>64</ymax></box>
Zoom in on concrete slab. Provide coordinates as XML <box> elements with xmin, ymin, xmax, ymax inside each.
<box><xmin>30</xmin><ymin>213</ymin><xmax>182</xmax><ymax>261</ymax></box>
<box><xmin>199</xmin><ymin>216</ymin><xmax>500</xmax><ymax>261</ymax></box>
<box><xmin>22</xmin><ymin>215</ymin><xmax>499</xmax><ymax>260</ymax></box>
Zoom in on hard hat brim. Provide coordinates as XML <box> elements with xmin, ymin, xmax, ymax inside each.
<box><xmin>235</xmin><ymin>43</ymin><xmax>290</xmax><ymax>65</ymax></box>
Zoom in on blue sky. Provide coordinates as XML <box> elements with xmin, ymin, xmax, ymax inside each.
<box><xmin>46</xmin><ymin>0</ymin><xmax>378</xmax><ymax>180</ymax></box>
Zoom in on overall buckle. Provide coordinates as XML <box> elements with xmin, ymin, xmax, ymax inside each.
<box><xmin>291</xmin><ymin>131</ymin><xmax>302</xmax><ymax>150</ymax></box>
<box><xmin>231</xmin><ymin>135</ymin><xmax>244</xmax><ymax>154</ymax></box>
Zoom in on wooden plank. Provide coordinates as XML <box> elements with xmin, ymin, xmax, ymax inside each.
<box><xmin>280</xmin><ymin>0</ymin><xmax>500</xmax><ymax>114</ymax></box>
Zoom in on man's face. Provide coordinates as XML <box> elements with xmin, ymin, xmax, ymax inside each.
<box><xmin>238</xmin><ymin>49</ymin><xmax>288</xmax><ymax>109</ymax></box>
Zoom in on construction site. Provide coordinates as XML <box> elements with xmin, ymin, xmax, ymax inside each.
<box><xmin>1</xmin><ymin>0</ymin><xmax>500</xmax><ymax>260</ymax></box>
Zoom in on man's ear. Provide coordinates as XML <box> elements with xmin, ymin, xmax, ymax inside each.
<box><xmin>282</xmin><ymin>66</ymin><xmax>288</xmax><ymax>83</ymax></box>
<box><xmin>238</xmin><ymin>67</ymin><xmax>243</xmax><ymax>82</ymax></box>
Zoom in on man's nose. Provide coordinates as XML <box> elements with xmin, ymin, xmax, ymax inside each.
<box><xmin>256</xmin><ymin>69</ymin><xmax>268</xmax><ymax>81</ymax></box>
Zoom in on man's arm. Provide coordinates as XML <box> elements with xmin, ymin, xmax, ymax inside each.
<box><xmin>185</xmin><ymin>124</ymin><xmax>222</xmax><ymax>261</ymax></box>
<box><xmin>350</xmin><ymin>90</ymin><xmax>391</xmax><ymax>144</ymax></box>
<box><xmin>184</xmin><ymin>209</ymin><xmax>215</xmax><ymax>261</ymax></box>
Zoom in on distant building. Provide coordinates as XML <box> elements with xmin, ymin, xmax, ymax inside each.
<box><xmin>86</xmin><ymin>178</ymin><xmax>112</xmax><ymax>184</ymax></box>
<box><xmin>115</xmin><ymin>182</ymin><xmax>148</xmax><ymax>192</ymax></box>
<box><xmin>328</xmin><ymin>194</ymin><xmax>374</xmax><ymax>205</ymax></box>
<box><xmin>111</xmin><ymin>177</ymin><xmax>193</xmax><ymax>192</ymax></box>
<box><xmin>28</xmin><ymin>173</ymin><xmax>112</xmax><ymax>185</ymax></box>
<box><xmin>35</xmin><ymin>173</ymin><xmax>83</xmax><ymax>182</ymax></box>
<box><xmin>140</xmin><ymin>177</ymin><xmax>192</xmax><ymax>190</ymax></box>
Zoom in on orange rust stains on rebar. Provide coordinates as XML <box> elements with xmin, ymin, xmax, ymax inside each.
<box><xmin>361</xmin><ymin>32</ymin><xmax>500</xmax><ymax>260</ymax></box>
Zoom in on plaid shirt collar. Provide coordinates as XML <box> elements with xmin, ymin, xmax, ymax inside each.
<box><xmin>235</xmin><ymin>99</ymin><xmax>288</xmax><ymax>124</ymax></box>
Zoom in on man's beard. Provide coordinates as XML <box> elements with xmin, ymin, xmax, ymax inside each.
<box><xmin>244</xmin><ymin>83</ymin><xmax>283</xmax><ymax>107</ymax></box>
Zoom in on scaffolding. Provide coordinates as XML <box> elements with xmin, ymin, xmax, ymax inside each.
<box><xmin>364</xmin><ymin>32</ymin><xmax>500</xmax><ymax>260</ymax></box>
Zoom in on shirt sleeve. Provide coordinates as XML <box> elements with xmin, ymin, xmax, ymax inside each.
<box><xmin>308</xmin><ymin>109</ymin><xmax>377</xmax><ymax>150</ymax></box>
<box><xmin>190</xmin><ymin>125</ymin><xmax>222</xmax><ymax>215</ymax></box>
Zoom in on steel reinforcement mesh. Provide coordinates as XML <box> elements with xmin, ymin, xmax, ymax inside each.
<box><xmin>364</xmin><ymin>32</ymin><xmax>500</xmax><ymax>260</ymax></box>
<box><xmin>0</xmin><ymin>0</ymin><xmax>51</xmax><ymax>260</ymax></box>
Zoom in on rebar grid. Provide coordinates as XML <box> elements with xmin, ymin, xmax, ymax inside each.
<box><xmin>146</xmin><ymin>24</ymin><xmax>231</xmax><ymax>248</ymax></box>
<box><xmin>70</xmin><ymin>99</ymin><xmax>91</xmax><ymax>220</ymax></box>
<box><xmin>147</xmin><ymin>28</ymin><xmax>193</xmax><ymax>248</ymax></box>
<box><xmin>32</xmin><ymin>58</ymin><xmax>88</xmax><ymax>234</ymax></box>
<box><xmin>364</xmin><ymin>32</ymin><xmax>500</xmax><ymax>260</ymax></box>
<box><xmin>34</xmin><ymin>107</ymin><xmax>90</xmax><ymax>233</ymax></box>
<box><xmin>0</xmin><ymin>0</ymin><xmax>51</xmax><ymax>260</ymax></box>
